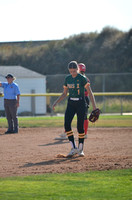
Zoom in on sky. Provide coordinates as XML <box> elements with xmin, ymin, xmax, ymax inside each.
<box><xmin>0</xmin><ymin>0</ymin><xmax>132</xmax><ymax>42</ymax></box>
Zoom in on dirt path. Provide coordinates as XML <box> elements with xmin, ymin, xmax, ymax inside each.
<box><xmin>0</xmin><ymin>127</ymin><xmax>132</xmax><ymax>177</ymax></box>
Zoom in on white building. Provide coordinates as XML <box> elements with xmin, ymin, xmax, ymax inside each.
<box><xmin>0</xmin><ymin>66</ymin><xmax>46</xmax><ymax>115</ymax></box>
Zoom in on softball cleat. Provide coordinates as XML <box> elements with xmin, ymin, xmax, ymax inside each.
<box><xmin>67</xmin><ymin>148</ymin><xmax>78</xmax><ymax>157</ymax></box>
<box><xmin>78</xmin><ymin>149</ymin><xmax>85</xmax><ymax>157</ymax></box>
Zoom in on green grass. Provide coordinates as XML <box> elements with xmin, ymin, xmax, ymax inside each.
<box><xmin>91</xmin><ymin>115</ymin><xmax>132</xmax><ymax>127</ymax></box>
<box><xmin>0</xmin><ymin>115</ymin><xmax>132</xmax><ymax>128</ymax></box>
<box><xmin>0</xmin><ymin>169</ymin><xmax>131</xmax><ymax>200</ymax></box>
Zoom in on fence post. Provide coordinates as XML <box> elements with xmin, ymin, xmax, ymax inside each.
<box><xmin>31</xmin><ymin>89</ymin><xmax>35</xmax><ymax>116</ymax></box>
<box><xmin>120</xmin><ymin>97</ymin><xmax>123</xmax><ymax>115</ymax></box>
<box><xmin>102</xmin><ymin>74</ymin><xmax>106</xmax><ymax>113</ymax></box>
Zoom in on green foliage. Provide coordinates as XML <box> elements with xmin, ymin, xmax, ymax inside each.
<box><xmin>0</xmin><ymin>27</ymin><xmax>132</xmax><ymax>93</ymax></box>
<box><xmin>0</xmin><ymin>169</ymin><xmax>131</xmax><ymax>200</ymax></box>
<box><xmin>0</xmin><ymin>27</ymin><xmax>132</xmax><ymax>75</ymax></box>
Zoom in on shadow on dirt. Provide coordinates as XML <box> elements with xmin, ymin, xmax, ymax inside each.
<box><xmin>38</xmin><ymin>139</ymin><xmax>69</xmax><ymax>146</ymax></box>
<box><xmin>20</xmin><ymin>156</ymin><xmax>81</xmax><ymax>168</ymax></box>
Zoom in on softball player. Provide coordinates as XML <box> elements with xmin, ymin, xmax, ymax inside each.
<box><xmin>55</xmin><ymin>63</ymin><xmax>89</xmax><ymax>140</ymax></box>
<box><xmin>52</xmin><ymin>61</ymin><xmax>96</xmax><ymax>157</ymax></box>
<box><xmin>78</xmin><ymin>63</ymin><xmax>90</xmax><ymax>139</ymax></box>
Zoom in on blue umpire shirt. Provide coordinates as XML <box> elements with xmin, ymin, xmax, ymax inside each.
<box><xmin>1</xmin><ymin>82</ymin><xmax>20</xmax><ymax>99</ymax></box>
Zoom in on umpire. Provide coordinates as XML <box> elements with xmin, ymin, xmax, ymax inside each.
<box><xmin>0</xmin><ymin>74</ymin><xmax>20</xmax><ymax>134</ymax></box>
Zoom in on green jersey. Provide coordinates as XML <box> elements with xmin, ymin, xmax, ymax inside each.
<box><xmin>64</xmin><ymin>73</ymin><xmax>89</xmax><ymax>98</ymax></box>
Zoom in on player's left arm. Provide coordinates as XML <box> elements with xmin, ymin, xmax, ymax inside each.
<box><xmin>85</xmin><ymin>84</ymin><xmax>96</xmax><ymax>110</ymax></box>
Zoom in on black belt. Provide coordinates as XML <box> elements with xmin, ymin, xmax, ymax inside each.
<box><xmin>4</xmin><ymin>99</ymin><xmax>16</xmax><ymax>100</ymax></box>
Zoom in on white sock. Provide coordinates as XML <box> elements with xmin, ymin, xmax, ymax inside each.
<box><xmin>70</xmin><ymin>141</ymin><xmax>76</xmax><ymax>149</ymax></box>
<box><xmin>78</xmin><ymin>143</ymin><xmax>83</xmax><ymax>150</ymax></box>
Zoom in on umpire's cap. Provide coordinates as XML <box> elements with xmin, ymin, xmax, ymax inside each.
<box><xmin>68</xmin><ymin>61</ymin><xmax>78</xmax><ymax>69</ymax></box>
<box><xmin>5</xmin><ymin>74</ymin><xmax>16</xmax><ymax>80</ymax></box>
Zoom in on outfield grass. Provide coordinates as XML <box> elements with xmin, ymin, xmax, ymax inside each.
<box><xmin>0</xmin><ymin>169</ymin><xmax>131</xmax><ymax>200</ymax></box>
<box><xmin>0</xmin><ymin>115</ymin><xmax>132</xmax><ymax>128</ymax></box>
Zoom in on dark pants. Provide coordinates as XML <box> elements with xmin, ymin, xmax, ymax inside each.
<box><xmin>4</xmin><ymin>99</ymin><xmax>18</xmax><ymax>132</ymax></box>
<box><xmin>65</xmin><ymin>98</ymin><xmax>86</xmax><ymax>133</ymax></box>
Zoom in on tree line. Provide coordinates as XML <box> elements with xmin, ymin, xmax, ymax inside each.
<box><xmin>0</xmin><ymin>27</ymin><xmax>132</xmax><ymax>75</ymax></box>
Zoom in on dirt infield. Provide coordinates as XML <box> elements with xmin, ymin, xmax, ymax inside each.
<box><xmin>0</xmin><ymin>127</ymin><xmax>132</xmax><ymax>177</ymax></box>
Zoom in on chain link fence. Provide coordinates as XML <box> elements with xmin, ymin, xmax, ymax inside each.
<box><xmin>46</xmin><ymin>73</ymin><xmax>132</xmax><ymax>115</ymax></box>
<box><xmin>0</xmin><ymin>73</ymin><xmax>132</xmax><ymax>116</ymax></box>
<box><xmin>46</xmin><ymin>73</ymin><xmax>132</xmax><ymax>93</ymax></box>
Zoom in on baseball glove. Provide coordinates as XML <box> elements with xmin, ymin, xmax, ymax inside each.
<box><xmin>89</xmin><ymin>108</ymin><xmax>101</xmax><ymax>123</ymax></box>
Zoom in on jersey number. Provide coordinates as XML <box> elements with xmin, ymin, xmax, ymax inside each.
<box><xmin>77</xmin><ymin>84</ymin><xmax>80</xmax><ymax>95</ymax></box>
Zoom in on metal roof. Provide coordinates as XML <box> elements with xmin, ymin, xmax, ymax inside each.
<box><xmin>0</xmin><ymin>66</ymin><xmax>45</xmax><ymax>78</ymax></box>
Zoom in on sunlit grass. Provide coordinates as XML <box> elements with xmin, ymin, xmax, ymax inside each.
<box><xmin>0</xmin><ymin>115</ymin><xmax>132</xmax><ymax>128</ymax></box>
<box><xmin>0</xmin><ymin>169</ymin><xmax>131</xmax><ymax>200</ymax></box>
